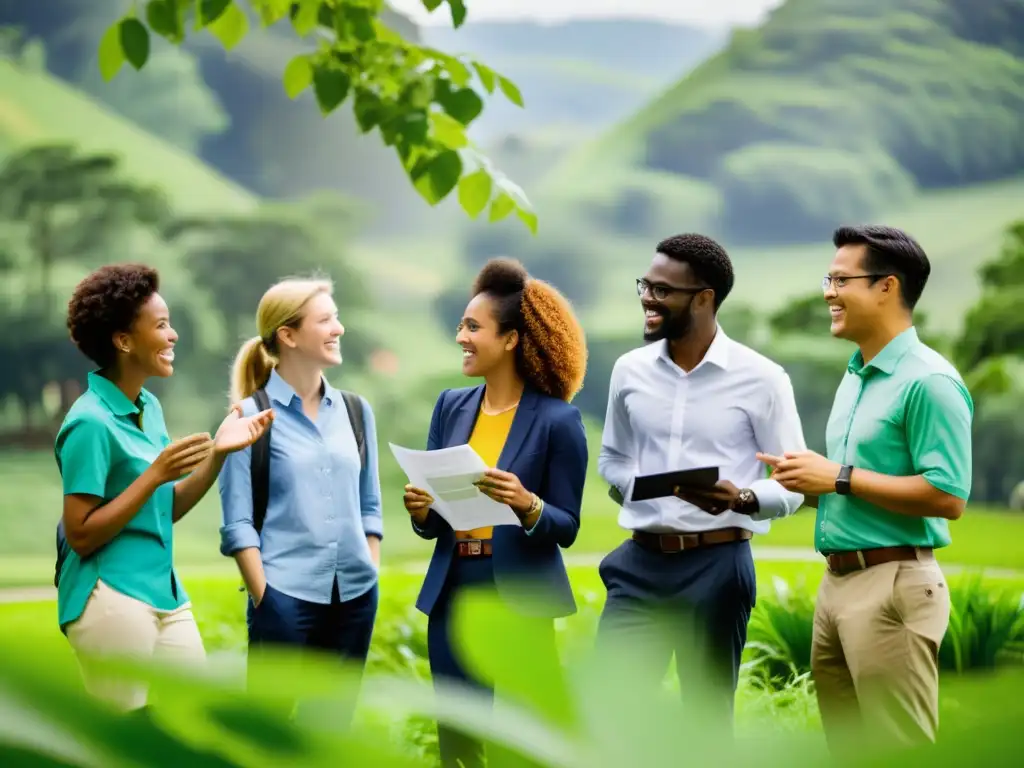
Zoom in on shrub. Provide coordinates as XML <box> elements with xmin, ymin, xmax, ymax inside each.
<box><xmin>713</xmin><ymin>142</ymin><xmax>917</xmax><ymax>244</ymax></box>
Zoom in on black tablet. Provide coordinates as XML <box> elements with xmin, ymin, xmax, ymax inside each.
<box><xmin>630</xmin><ymin>466</ymin><xmax>719</xmax><ymax>502</ymax></box>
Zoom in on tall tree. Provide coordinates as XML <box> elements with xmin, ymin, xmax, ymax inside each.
<box><xmin>0</xmin><ymin>144</ymin><xmax>168</xmax><ymax>316</ymax></box>
<box><xmin>91</xmin><ymin>0</ymin><xmax>537</xmax><ymax>232</ymax></box>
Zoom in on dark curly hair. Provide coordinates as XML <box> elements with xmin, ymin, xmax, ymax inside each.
<box><xmin>471</xmin><ymin>257</ymin><xmax>587</xmax><ymax>402</ymax></box>
<box><xmin>656</xmin><ymin>233</ymin><xmax>735</xmax><ymax>310</ymax></box>
<box><xmin>67</xmin><ymin>264</ymin><xmax>161</xmax><ymax>367</ymax></box>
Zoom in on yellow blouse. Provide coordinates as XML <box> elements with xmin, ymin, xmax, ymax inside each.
<box><xmin>456</xmin><ymin>406</ymin><xmax>517</xmax><ymax>540</ymax></box>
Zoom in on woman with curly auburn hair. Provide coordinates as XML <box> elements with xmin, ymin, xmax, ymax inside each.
<box><xmin>403</xmin><ymin>257</ymin><xmax>589</xmax><ymax>768</ymax></box>
<box><xmin>54</xmin><ymin>264</ymin><xmax>272</xmax><ymax>713</ymax></box>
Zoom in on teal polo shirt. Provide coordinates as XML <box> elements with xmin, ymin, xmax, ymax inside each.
<box><xmin>816</xmin><ymin>327</ymin><xmax>974</xmax><ymax>553</ymax></box>
<box><xmin>54</xmin><ymin>371</ymin><xmax>188</xmax><ymax>629</ymax></box>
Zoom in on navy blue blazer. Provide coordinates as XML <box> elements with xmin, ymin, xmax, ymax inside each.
<box><xmin>411</xmin><ymin>384</ymin><xmax>588</xmax><ymax>619</ymax></box>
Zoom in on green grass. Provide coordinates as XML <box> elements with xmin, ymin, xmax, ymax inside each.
<box><xmin>4</xmin><ymin>441</ymin><xmax>1023</xmax><ymax>589</ymax></box>
<box><xmin>0</xmin><ymin>60</ymin><xmax>256</xmax><ymax>215</ymax></box>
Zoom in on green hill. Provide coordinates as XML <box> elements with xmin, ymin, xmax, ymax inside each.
<box><xmin>543</xmin><ymin>0</ymin><xmax>1024</xmax><ymax>247</ymax></box>
<box><xmin>0</xmin><ymin>59</ymin><xmax>256</xmax><ymax>215</ymax></box>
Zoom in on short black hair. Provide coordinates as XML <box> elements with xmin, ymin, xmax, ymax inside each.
<box><xmin>655</xmin><ymin>233</ymin><xmax>735</xmax><ymax>310</ymax></box>
<box><xmin>832</xmin><ymin>225</ymin><xmax>930</xmax><ymax>310</ymax></box>
<box><xmin>67</xmin><ymin>264</ymin><xmax>161</xmax><ymax>367</ymax></box>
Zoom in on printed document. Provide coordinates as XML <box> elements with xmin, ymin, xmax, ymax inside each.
<box><xmin>389</xmin><ymin>443</ymin><xmax>522</xmax><ymax>529</ymax></box>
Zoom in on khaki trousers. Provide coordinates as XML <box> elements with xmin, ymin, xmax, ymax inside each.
<box><xmin>66</xmin><ymin>579</ymin><xmax>206</xmax><ymax>711</ymax></box>
<box><xmin>811</xmin><ymin>554</ymin><xmax>950</xmax><ymax>755</ymax></box>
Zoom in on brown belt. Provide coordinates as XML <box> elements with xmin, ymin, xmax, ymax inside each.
<box><xmin>823</xmin><ymin>546</ymin><xmax>933</xmax><ymax>576</ymax></box>
<box><xmin>455</xmin><ymin>539</ymin><xmax>493</xmax><ymax>558</ymax></box>
<box><xmin>632</xmin><ymin>527</ymin><xmax>752</xmax><ymax>554</ymax></box>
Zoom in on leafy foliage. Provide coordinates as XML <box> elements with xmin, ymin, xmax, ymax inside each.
<box><xmin>2</xmin><ymin>570</ymin><xmax>1024</xmax><ymax>767</ymax></box>
<box><xmin>93</xmin><ymin>0</ymin><xmax>537</xmax><ymax>232</ymax></box>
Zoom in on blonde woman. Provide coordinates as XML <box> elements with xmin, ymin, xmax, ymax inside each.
<box><xmin>217</xmin><ymin>277</ymin><xmax>383</xmax><ymax>684</ymax></box>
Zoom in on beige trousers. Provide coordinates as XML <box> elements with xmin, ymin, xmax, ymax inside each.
<box><xmin>66</xmin><ymin>579</ymin><xmax>207</xmax><ymax>711</ymax></box>
<box><xmin>811</xmin><ymin>554</ymin><xmax>950</xmax><ymax>756</ymax></box>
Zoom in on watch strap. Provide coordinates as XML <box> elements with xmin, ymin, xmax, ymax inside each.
<box><xmin>835</xmin><ymin>465</ymin><xmax>853</xmax><ymax>495</ymax></box>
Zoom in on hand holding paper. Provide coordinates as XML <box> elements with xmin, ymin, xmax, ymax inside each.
<box><xmin>390</xmin><ymin>443</ymin><xmax>521</xmax><ymax>530</ymax></box>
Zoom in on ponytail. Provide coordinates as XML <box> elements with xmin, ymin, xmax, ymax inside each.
<box><xmin>229</xmin><ymin>277</ymin><xmax>334</xmax><ymax>404</ymax></box>
<box><xmin>231</xmin><ymin>336</ymin><xmax>275</xmax><ymax>404</ymax></box>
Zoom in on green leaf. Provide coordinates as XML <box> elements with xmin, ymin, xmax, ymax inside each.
<box><xmin>458</xmin><ymin>169</ymin><xmax>492</xmax><ymax>218</ymax></box>
<box><xmin>208</xmin><ymin>2</ymin><xmax>249</xmax><ymax>50</ymax></box>
<box><xmin>291</xmin><ymin>0</ymin><xmax>321</xmax><ymax>36</ymax></box>
<box><xmin>119</xmin><ymin>19</ymin><xmax>150</xmax><ymax>70</ymax></box>
<box><xmin>489</xmin><ymin>192</ymin><xmax>515</xmax><ymax>222</ymax></box>
<box><xmin>146</xmin><ymin>0</ymin><xmax>184</xmax><ymax>42</ymax></box>
<box><xmin>430</xmin><ymin>111</ymin><xmax>468</xmax><ymax>149</ymax></box>
<box><xmin>436</xmin><ymin>82</ymin><xmax>483</xmax><ymax>126</ymax></box>
<box><xmin>420</xmin><ymin>0</ymin><xmax>444</xmax><ymax>10</ymax></box>
<box><xmin>412</xmin><ymin>150</ymin><xmax>463</xmax><ymax>205</ymax></box>
<box><xmin>199</xmin><ymin>0</ymin><xmax>232</xmax><ymax>26</ymax></box>
<box><xmin>256</xmin><ymin>0</ymin><xmax>292</xmax><ymax>25</ymax></box>
<box><xmin>472</xmin><ymin>61</ymin><xmax>496</xmax><ymax>93</ymax></box>
<box><xmin>353</xmin><ymin>88</ymin><xmax>383</xmax><ymax>133</ymax></box>
<box><xmin>97</xmin><ymin>22</ymin><xmax>125</xmax><ymax>80</ymax></box>
<box><xmin>342</xmin><ymin>6</ymin><xmax>377</xmax><ymax>42</ymax></box>
<box><xmin>312</xmin><ymin>64</ymin><xmax>351</xmax><ymax>114</ymax></box>
<box><xmin>516</xmin><ymin>207</ymin><xmax>539</xmax><ymax>235</ymax></box>
<box><xmin>282</xmin><ymin>54</ymin><xmax>313</xmax><ymax>99</ymax></box>
<box><xmin>447</xmin><ymin>0</ymin><xmax>467</xmax><ymax>27</ymax></box>
<box><xmin>498</xmin><ymin>74</ymin><xmax>524</xmax><ymax>107</ymax></box>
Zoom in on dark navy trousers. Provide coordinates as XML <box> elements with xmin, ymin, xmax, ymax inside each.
<box><xmin>246</xmin><ymin>579</ymin><xmax>378</xmax><ymax>725</ymax></box>
<box><xmin>595</xmin><ymin>537</ymin><xmax>757</xmax><ymax>731</ymax></box>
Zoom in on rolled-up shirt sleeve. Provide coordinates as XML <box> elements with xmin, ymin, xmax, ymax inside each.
<box><xmin>218</xmin><ymin>402</ymin><xmax>261</xmax><ymax>556</ymax></box>
<box><xmin>749</xmin><ymin>368</ymin><xmax>808</xmax><ymax>520</ymax></box>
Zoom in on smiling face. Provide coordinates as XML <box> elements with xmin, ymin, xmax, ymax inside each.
<box><xmin>114</xmin><ymin>292</ymin><xmax>178</xmax><ymax>378</ymax></box>
<box><xmin>640</xmin><ymin>253</ymin><xmax>709</xmax><ymax>342</ymax></box>
<box><xmin>276</xmin><ymin>291</ymin><xmax>345</xmax><ymax>367</ymax></box>
<box><xmin>824</xmin><ymin>244</ymin><xmax>896</xmax><ymax>341</ymax></box>
<box><xmin>456</xmin><ymin>292</ymin><xmax>518</xmax><ymax>378</ymax></box>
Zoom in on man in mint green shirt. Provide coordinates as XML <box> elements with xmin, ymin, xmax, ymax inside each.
<box><xmin>758</xmin><ymin>225</ymin><xmax>972</xmax><ymax>755</ymax></box>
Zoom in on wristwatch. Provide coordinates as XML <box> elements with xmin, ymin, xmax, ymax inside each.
<box><xmin>835</xmin><ymin>465</ymin><xmax>853</xmax><ymax>495</ymax></box>
<box><xmin>733</xmin><ymin>488</ymin><xmax>758</xmax><ymax>514</ymax></box>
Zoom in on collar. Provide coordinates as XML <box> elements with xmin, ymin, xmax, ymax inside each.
<box><xmin>657</xmin><ymin>325</ymin><xmax>731</xmax><ymax>372</ymax></box>
<box><xmin>264</xmin><ymin>368</ymin><xmax>336</xmax><ymax>407</ymax></box>
<box><xmin>87</xmin><ymin>370</ymin><xmax>151</xmax><ymax>416</ymax></box>
<box><xmin>848</xmin><ymin>326</ymin><xmax>919</xmax><ymax>376</ymax></box>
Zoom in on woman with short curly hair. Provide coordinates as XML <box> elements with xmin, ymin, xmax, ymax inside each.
<box><xmin>402</xmin><ymin>257</ymin><xmax>589</xmax><ymax>768</ymax></box>
<box><xmin>55</xmin><ymin>263</ymin><xmax>271</xmax><ymax>713</ymax></box>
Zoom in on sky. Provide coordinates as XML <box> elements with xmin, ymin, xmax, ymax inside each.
<box><xmin>389</xmin><ymin>0</ymin><xmax>784</xmax><ymax>29</ymax></box>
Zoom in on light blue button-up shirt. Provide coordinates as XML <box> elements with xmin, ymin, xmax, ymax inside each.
<box><xmin>218</xmin><ymin>369</ymin><xmax>383</xmax><ymax>604</ymax></box>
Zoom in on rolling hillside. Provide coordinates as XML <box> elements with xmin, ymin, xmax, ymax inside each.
<box><xmin>0</xmin><ymin>59</ymin><xmax>256</xmax><ymax>215</ymax></box>
<box><xmin>419</xmin><ymin>19</ymin><xmax>724</xmax><ymax>141</ymax></box>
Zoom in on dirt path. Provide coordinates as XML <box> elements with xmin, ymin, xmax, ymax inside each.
<box><xmin>1</xmin><ymin>547</ymin><xmax>1017</xmax><ymax>604</ymax></box>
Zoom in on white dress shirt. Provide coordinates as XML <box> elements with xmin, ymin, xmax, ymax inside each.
<box><xmin>598</xmin><ymin>327</ymin><xmax>807</xmax><ymax>535</ymax></box>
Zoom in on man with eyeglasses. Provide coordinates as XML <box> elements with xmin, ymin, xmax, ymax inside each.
<box><xmin>595</xmin><ymin>233</ymin><xmax>808</xmax><ymax>731</ymax></box>
<box><xmin>757</xmin><ymin>225</ymin><xmax>973</xmax><ymax>755</ymax></box>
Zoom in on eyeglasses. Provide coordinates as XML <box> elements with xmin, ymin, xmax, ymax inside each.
<box><xmin>821</xmin><ymin>274</ymin><xmax>888</xmax><ymax>291</ymax></box>
<box><xmin>636</xmin><ymin>278</ymin><xmax>708</xmax><ymax>301</ymax></box>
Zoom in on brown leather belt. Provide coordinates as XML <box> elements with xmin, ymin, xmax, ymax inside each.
<box><xmin>823</xmin><ymin>546</ymin><xmax>933</xmax><ymax>576</ymax></box>
<box><xmin>455</xmin><ymin>539</ymin><xmax>493</xmax><ymax>558</ymax></box>
<box><xmin>632</xmin><ymin>527</ymin><xmax>752</xmax><ymax>553</ymax></box>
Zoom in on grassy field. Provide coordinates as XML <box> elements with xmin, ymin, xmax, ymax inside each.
<box><xmin>4</xmin><ymin>441</ymin><xmax>1023</xmax><ymax>589</ymax></box>
<box><xmin>0</xmin><ymin>60</ymin><xmax>256</xmax><ymax>215</ymax></box>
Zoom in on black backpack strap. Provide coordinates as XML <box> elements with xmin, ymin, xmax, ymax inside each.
<box><xmin>340</xmin><ymin>391</ymin><xmax>366</xmax><ymax>470</ymax></box>
<box><xmin>250</xmin><ymin>388</ymin><xmax>273</xmax><ymax>536</ymax></box>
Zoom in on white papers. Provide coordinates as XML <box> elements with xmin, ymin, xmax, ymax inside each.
<box><xmin>389</xmin><ymin>443</ymin><xmax>522</xmax><ymax>530</ymax></box>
